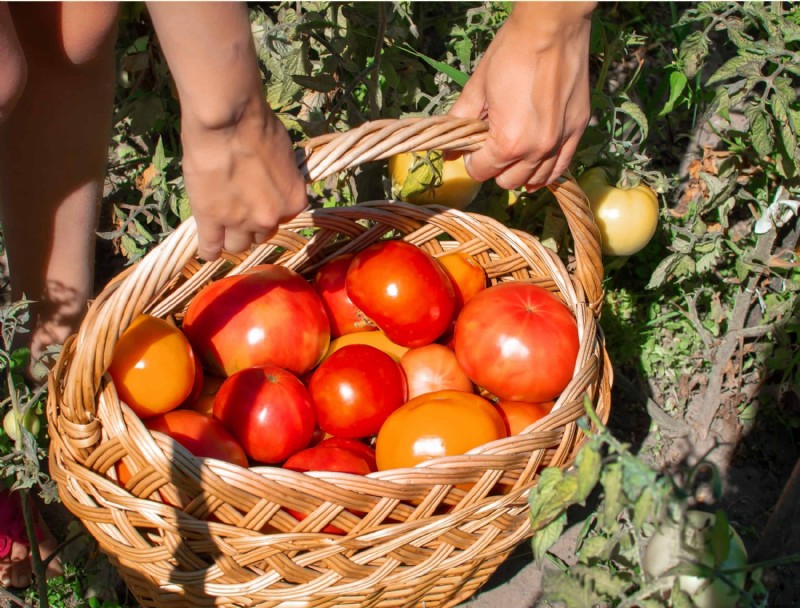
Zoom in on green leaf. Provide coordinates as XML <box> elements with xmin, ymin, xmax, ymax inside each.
<box><xmin>619</xmin><ymin>100</ymin><xmax>649</xmax><ymax>140</ymax></box>
<box><xmin>399</xmin><ymin>44</ymin><xmax>469</xmax><ymax>88</ymax></box>
<box><xmin>707</xmin><ymin>55</ymin><xmax>764</xmax><ymax>85</ymax></box>
<box><xmin>658</xmin><ymin>70</ymin><xmax>688</xmax><ymax>117</ymax></box>
<box><xmin>575</xmin><ymin>442</ymin><xmax>602</xmax><ymax>503</ymax></box>
<box><xmin>454</xmin><ymin>38</ymin><xmax>472</xmax><ymax>71</ymax></box>
<box><xmin>646</xmin><ymin>253</ymin><xmax>681</xmax><ymax>289</ymax></box>
<box><xmin>397</xmin><ymin>151</ymin><xmax>444</xmax><ymax>199</ymax></box>
<box><xmin>633</xmin><ymin>486</ymin><xmax>656</xmax><ymax>529</ymax></box>
<box><xmin>710</xmin><ymin>509</ymin><xmax>731</xmax><ymax>566</ymax></box>
<box><xmin>745</xmin><ymin>104</ymin><xmax>774</xmax><ymax>159</ymax></box>
<box><xmin>541</xmin><ymin>569</ymin><xmax>595</xmax><ymax>608</ymax></box>
<box><xmin>601</xmin><ymin>462</ymin><xmax>624</xmax><ymax>528</ymax></box>
<box><xmin>9</xmin><ymin>347</ymin><xmax>30</xmax><ymax>373</ymax></box>
<box><xmin>679</xmin><ymin>30</ymin><xmax>710</xmax><ymax>78</ymax></box>
<box><xmin>532</xmin><ymin>511</ymin><xmax>567</xmax><ymax>563</ymax></box>
<box><xmin>152</xmin><ymin>137</ymin><xmax>167</xmax><ymax>172</ymax></box>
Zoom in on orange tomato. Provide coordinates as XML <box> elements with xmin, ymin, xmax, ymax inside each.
<box><xmin>324</xmin><ymin>330</ymin><xmax>409</xmax><ymax>362</ymax></box>
<box><xmin>375</xmin><ymin>390</ymin><xmax>507</xmax><ymax>471</ymax></box>
<box><xmin>436</xmin><ymin>252</ymin><xmax>487</xmax><ymax>310</ymax></box>
<box><xmin>495</xmin><ymin>400</ymin><xmax>555</xmax><ymax>435</ymax></box>
<box><xmin>108</xmin><ymin>315</ymin><xmax>197</xmax><ymax>419</ymax></box>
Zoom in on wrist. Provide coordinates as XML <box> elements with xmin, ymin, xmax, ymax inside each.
<box><xmin>507</xmin><ymin>2</ymin><xmax>595</xmax><ymax>40</ymax></box>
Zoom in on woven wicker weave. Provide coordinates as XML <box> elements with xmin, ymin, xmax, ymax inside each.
<box><xmin>46</xmin><ymin>116</ymin><xmax>611</xmax><ymax>608</ymax></box>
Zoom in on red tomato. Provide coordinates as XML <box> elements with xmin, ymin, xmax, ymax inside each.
<box><xmin>116</xmin><ymin>409</ymin><xmax>248</xmax><ymax>487</ymax></box>
<box><xmin>108</xmin><ymin>315</ymin><xmax>197</xmax><ymax>419</ymax></box>
<box><xmin>315</xmin><ymin>437</ymin><xmax>377</xmax><ymax>472</ymax></box>
<box><xmin>309</xmin><ymin>344</ymin><xmax>407</xmax><ymax>439</ymax></box>
<box><xmin>375</xmin><ymin>390</ymin><xmax>507</xmax><ymax>471</ymax></box>
<box><xmin>399</xmin><ymin>343</ymin><xmax>474</xmax><ymax>399</ymax></box>
<box><xmin>495</xmin><ymin>400</ymin><xmax>555</xmax><ymax>435</ymax></box>
<box><xmin>454</xmin><ymin>283</ymin><xmax>579</xmax><ymax>402</ymax></box>
<box><xmin>312</xmin><ymin>254</ymin><xmax>375</xmax><ymax>337</ymax></box>
<box><xmin>436</xmin><ymin>252</ymin><xmax>487</xmax><ymax>311</ymax></box>
<box><xmin>182</xmin><ymin>264</ymin><xmax>330</xmax><ymax>377</ymax></box>
<box><xmin>213</xmin><ymin>366</ymin><xmax>316</xmax><ymax>464</ymax></box>
<box><xmin>346</xmin><ymin>240</ymin><xmax>456</xmax><ymax>347</ymax></box>
<box><xmin>283</xmin><ymin>445</ymin><xmax>372</xmax><ymax>475</ymax></box>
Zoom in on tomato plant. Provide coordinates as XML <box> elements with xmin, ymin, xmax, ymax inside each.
<box><xmin>309</xmin><ymin>344</ymin><xmax>407</xmax><ymax>439</ymax></box>
<box><xmin>389</xmin><ymin>150</ymin><xmax>482</xmax><ymax>209</ymax></box>
<box><xmin>312</xmin><ymin>254</ymin><xmax>374</xmax><ymax>337</ymax></box>
<box><xmin>454</xmin><ymin>283</ymin><xmax>579</xmax><ymax>403</ymax></box>
<box><xmin>346</xmin><ymin>240</ymin><xmax>456</xmax><ymax>347</ymax></box>
<box><xmin>578</xmin><ymin>167</ymin><xmax>659</xmax><ymax>257</ymax></box>
<box><xmin>399</xmin><ymin>343</ymin><xmax>474</xmax><ymax>399</ymax></box>
<box><xmin>375</xmin><ymin>389</ymin><xmax>507</xmax><ymax>471</ymax></box>
<box><xmin>495</xmin><ymin>400</ymin><xmax>554</xmax><ymax>435</ymax></box>
<box><xmin>183</xmin><ymin>264</ymin><xmax>330</xmax><ymax>377</ymax></box>
<box><xmin>108</xmin><ymin>314</ymin><xmax>197</xmax><ymax>419</ymax></box>
<box><xmin>213</xmin><ymin>365</ymin><xmax>317</xmax><ymax>464</ymax></box>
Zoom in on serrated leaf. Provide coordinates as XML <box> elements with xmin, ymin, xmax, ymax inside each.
<box><xmin>580</xmin><ymin>565</ymin><xmax>631</xmax><ymax>598</ymax></box>
<box><xmin>745</xmin><ymin>104</ymin><xmax>774</xmax><ymax>159</ymax></box>
<box><xmin>707</xmin><ymin>55</ymin><xmax>764</xmax><ymax>85</ymax></box>
<box><xmin>575</xmin><ymin>443</ymin><xmax>602</xmax><ymax>503</ymax></box>
<box><xmin>532</xmin><ymin>511</ymin><xmax>567</xmax><ymax>563</ymax></box>
<box><xmin>658</xmin><ymin>70</ymin><xmax>688</xmax><ymax>117</ymax></box>
<box><xmin>619</xmin><ymin>100</ymin><xmax>649</xmax><ymax>140</ymax></box>
<box><xmin>679</xmin><ymin>30</ymin><xmax>710</xmax><ymax>78</ymax></box>
<box><xmin>398</xmin><ymin>151</ymin><xmax>444</xmax><ymax>199</ymax></box>
<box><xmin>291</xmin><ymin>73</ymin><xmax>337</xmax><ymax>93</ymax></box>
<box><xmin>633</xmin><ymin>486</ymin><xmax>656</xmax><ymax>528</ymax></box>
<box><xmin>646</xmin><ymin>253</ymin><xmax>681</xmax><ymax>289</ymax></box>
<box><xmin>454</xmin><ymin>38</ymin><xmax>472</xmax><ymax>71</ymax></box>
<box><xmin>541</xmin><ymin>569</ymin><xmax>595</xmax><ymax>608</ymax></box>
<box><xmin>152</xmin><ymin>137</ymin><xmax>167</xmax><ymax>172</ymax></box>
<box><xmin>601</xmin><ymin>462</ymin><xmax>624</xmax><ymax>528</ymax></box>
<box><xmin>578</xmin><ymin>536</ymin><xmax>611</xmax><ymax>564</ymax></box>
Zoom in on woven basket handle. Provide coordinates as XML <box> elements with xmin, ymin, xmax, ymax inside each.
<box><xmin>61</xmin><ymin>115</ymin><xmax>602</xmax><ymax>423</ymax></box>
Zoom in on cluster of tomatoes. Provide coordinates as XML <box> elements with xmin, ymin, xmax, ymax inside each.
<box><xmin>108</xmin><ymin>239</ymin><xmax>581</xmax><ymax>495</ymax></box>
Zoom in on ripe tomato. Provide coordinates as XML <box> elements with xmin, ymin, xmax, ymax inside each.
<box><xmin>436</xmin><ymin>252</ymin><xmax>487</xmax><ymax>311</ymax></box>
<box><xmin>578</xmin><ymin>167</ymin><xmax>659</xmax><ymax>256</ymax></box>
<box><xmin>315</xmin><ymin>437</ymin><xmax>377</xmax><ymax>472</ymax></box>
<box><xmin>375</xmin><ymin>390</ymin><xmax>507</xmax><ymax>471</ymax></box>
<box><xmin>182</xmin><ymin>374</ymin><xmax>225</xmax><ymax>417</ymax></box>
<box><xmin>213</xmin><ymin>366</ymin><xmax>316</xmax><ymax>464</ymax></box>
<box><xmin>324</xmin><ymin>330</ymin><xmax>409</xmax><ymax>362</ymax></box>
<box><xmin>182</xmin><ymin>264</ymin><xmax>330</xmax><ymax>377</ymax></box>
<box><xmin>346</xmin><ymin>240</ymin><xmax>456</xmax><ymax>347</ymax></box>
<box><xmin>399</xmin><ymin>343</ymin><xmax>474</xmax><ymax>399</ymax></box>
<box><xmin>108</xmin><ymin>314</ymin><xmax>197</xmax><ymax>419</ymax></box>
<box><xmin>454</xmin><ymin>283</ymin><xmax>579</xmax><ymax>403</ymax></box>
<box><xmin>283</xmin><ymin>445</ymin><xmax>373</xmax><ymax>475</ymax></box>
<box><xmin>389</xmin><ymin>150</ymin><xmax>482</xmax><ymax>209</ymax></box>
<box><xmin>495</xmin><ymin>400</ymin><xmax>554</xmax><ymax>435</ymax></box>
<box><xmin>312</xmin><ymin>254</ymin><xmax>375</xmax><ymax>338</ymax></box>
<box><xmin>116</xmin><ymin>409</ymin><xmax>249</xmax><ymax>487</ymax></box>
<box><xmin>309</xmin><ymin>344</ymin><xmax>407</xmax><ymax>439</ymax></box>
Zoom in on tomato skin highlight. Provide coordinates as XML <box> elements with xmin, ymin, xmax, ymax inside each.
<box><xmin>213</xmin><ymin>366</ymin><xmax>317</xmax><ymax>464</ymax></box>
<box><xmin>454</xmin><ymin>282</ymin><xmax>579</xmax><ymax>403</ymax></box>
<box><xmin>346</xmin><ymin>240</ymin><xmax>456</xmax><ymax>348</ymax></box>
<box><xmin>183</xmin><ymin>264</ymin><xmax>330</xmax><ymax>377</ymax></box>
<box><xmin>312</xmin><ymin>254</ymin><xmax>374</xmax><ymax>338</ymax></box>
<box><xmin>108</xmin><ymin>315</ymin><xmax>197</xmax><ymax>419</ymax></box>
<box><xmin>309</xmin><ymin>344</ymin><xmax>407</xmax><ymax>439</ymax></box>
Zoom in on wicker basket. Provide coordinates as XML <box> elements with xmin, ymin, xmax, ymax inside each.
<box><xmin>46</xmin><ymin>116</ymin><xmax>611</xmax><ymax>608</ymax></box>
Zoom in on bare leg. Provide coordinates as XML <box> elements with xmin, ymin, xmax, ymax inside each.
<box><xmin>0</xmin><ymin>2</ymin><xmax>119</xmax><ymax>379</ymax></box>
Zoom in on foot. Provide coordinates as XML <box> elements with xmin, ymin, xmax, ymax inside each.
<box><xmin>0</xmin><ymin>489</ymin><xmax>63</xmax><ymax>589</ymax></box>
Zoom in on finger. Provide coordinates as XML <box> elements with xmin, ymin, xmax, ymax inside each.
<box><xmin>195</xmin><ymin>221</ymin><xmax>225</xmax><ymax>262</ymax></box>
<box><xmin>545</xmin><ymin>136</ymin><xmax>581</xmax><ymax>186</ymax></box>
<box><xmin>522</xmin><ymin>156</ymin><xmax>560</xmax><ymax>192</ymax></box>
<box><xmin>253</xmin><ymin>229</ymin><xmax>276</xmax><ymax>245</ymax></box>
<box><xmin>223</xmin><ymin>229</ymin><xmax>255</xmax><ymax>256</ymax></box>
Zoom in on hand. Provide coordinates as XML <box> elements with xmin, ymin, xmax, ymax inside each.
<box><xmin>181</xmin><ymin>100</ymin><xmax>308</xmax><ymax>261</ymax></box>
<box><xmin>448</xmin><ymin>2</ymin><xmax>595</xmax><ymax>191</ymax></box>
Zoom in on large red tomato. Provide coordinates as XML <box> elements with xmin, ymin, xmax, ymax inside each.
<box><xmin>312</xmin><ymin>254</ymin><xmax>374</xmax><ymax>338</ymax></box>
<box><xmin>375</xmin><ymin>390</ymin><xmax>507</xmax><ymax>471</ymax></box>
<box><xmin>454</xmin><ymin>283</ymin><xmax>579</xmax><ymax>402</ymax></box>
<box><xmin>399</xmin><ymin>343</ymin><xmax>474</xmax><ymax>399</ymax></box>
<box><xmin>213</xmin><ymin>366</ymin><xmax>317</xmax><ymax>464</ymax></box>
<box><xmin>309</xmin><ymin>344</ymin><xmax>407</xmax><ymax>439</ymax></box>
<box><xmin>108</xmin><ymin>315</ymin><xmax>197</xmax><ymax>419</ymax></box>
<box><xmin>182</xmin><ymin>264</ymin><xmax>330</xmax><ymax>377</ymax></box>
<box><xmin>345</xmin><ymin>240</ymin><xmax>456</xmax><ymax>347</ymax></box>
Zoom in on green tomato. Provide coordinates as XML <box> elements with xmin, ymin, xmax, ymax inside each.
<box><xmin>578</xmin><ymin>167</ymin><xmax>659</xmax><ymax>256</ymax></box>
<box><xmin>642</xmin><ymin>510</ymin><xmax>748</xmax><ymax>608</ymax></box>
<box><xmin>2</xmin><ymin>408</ymin><xmax>42</xmax><ymax>442</ymax></box>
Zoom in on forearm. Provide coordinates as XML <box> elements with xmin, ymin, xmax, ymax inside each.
<box><xmin>507</xmin><ymin>2</ymin><xmax>596</xmax><ymax>46</ymax></box>
<box><xmin>146</xmin><ymin>1</ymin><xmax>263</xmax><ymax>129</ymax></box>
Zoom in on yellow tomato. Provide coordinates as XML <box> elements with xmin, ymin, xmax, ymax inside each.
<box><xmin>324</xmin><ymin>330</ymin><xmax>409</xmax><ymax>362</ymax></box>
<box><xmin>578</xmin><ymin>167</ymin><xmax>660</xmax><ymax>256</ymax></box>
<box><xmin>389</xmin><ymin>151</ymin><xmax>482</xmax><ymax>209</ymax></box>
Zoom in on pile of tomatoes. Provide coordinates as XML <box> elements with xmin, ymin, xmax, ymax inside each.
<box><xmin>108</xmin><ymin>239</ymin><xmax>580</xmax><ymax>492</ymax></box>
